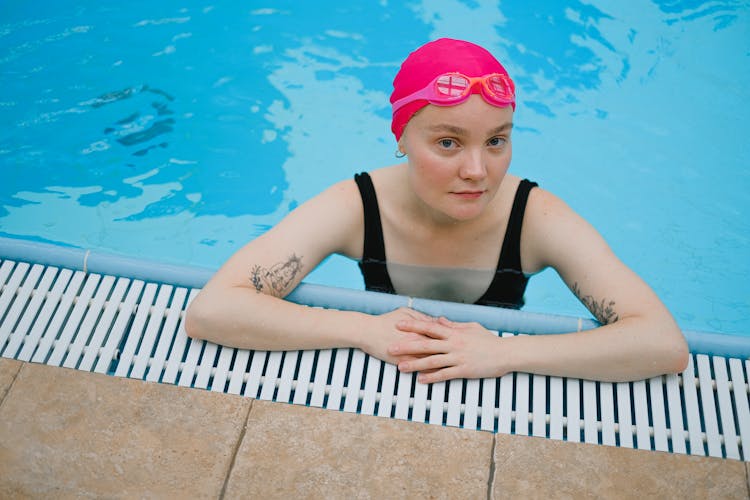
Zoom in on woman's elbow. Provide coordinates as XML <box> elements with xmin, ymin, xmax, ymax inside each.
<box><xmin>184</xmin><ymin>295</ymin><xmax>212</xmax><ymax>341</ymax></box>
<box><xmin>671</xmin><ymin>338</ymin><xmax>690</xmax><ymax>374</ymax></box>
<box><xmin>661</xmin><ymin>324</ymin><xmax>690</xmax><ymax>375</ymax></box>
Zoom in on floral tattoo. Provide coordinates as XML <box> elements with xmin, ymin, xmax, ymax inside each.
<box><xmin>571</xmin><ymin>282</ymin><xmax>619</xmax><ymax>325</ymax></box>
<box><xmin>250</xmin><ymin>254</ymin><xmax>303</xmax><ymax>297</ymax></box>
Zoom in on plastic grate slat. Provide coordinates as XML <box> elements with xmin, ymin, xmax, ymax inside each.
<box><xmin>376</xmin><ymin>362</ymin><xmax>397</xmax><ymax>418</ymax></box>
<box><xmin>600</xmin><ymin>382</ymin><xmax>616</xmax><ymax>446</ymax></box>
<box><xmin>394</xmin><ymin>370</ymin><xmax>413</xmax><ymax>421</ymax></box>
<box><xmin>310</xmin><ymin>349</ymin><xmax>333</xmax><ymax>408</ymax></box>
<box><xmin>343</xmin><ymin>349</ymin><xmax>366</xmax><ymax>413</ymax></box>
<box><xmin>549</xmin><ymin>377</ymin><xmax>564</xmax><ymax>440</ymax></box>
<box><xmin>616</xmin><ymin>382</ymin><xmax>634</xmax><ymax>449</ymax></box>
<box><xmin>327</xmin><ymin>348</ymin><xmax>350</xmax><ymax>411</ymax></box>
<box><xmin>649</xmin><ymin>376</ymin><xmax>669</xmax><ymax>452</ymax></box>
<box><xmin>275</xmin><ymin>350</ymin><xmax>299</xmax><ymax>403</ymax></box>
<box><xmin>566</xmin><ymin>378</ymin><xmax>581</xmax><ymax>443</ymax></box>
<box><xmin>446</xmin><ymin>378</ymin><xmax>463</xmax><ymax>427</ymax></box>
<box><xmin>682</xmin><ymin>356</ymin><xmax>706</xmax><ymax>456</ymax></box>
<box><xmin>697</xmin><ymin>354</ymin><xmax>723</xmax><ymax>457</ymax></box>
<box><xmin>664</xmin><ymin>374</ymin><xmax>687</xmax><ymax>454</ymax></box>
<box><xmin>713</xmin><ymin>356</ymin><xmax>740</xmax><ymax>460</ymax></box>
<box><xmin>532</xmin><ymin>374</ymin><xmax>547</xmax><ymax>438</ymax></box>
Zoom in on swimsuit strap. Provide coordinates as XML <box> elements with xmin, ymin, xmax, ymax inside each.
<box><xmin>498</xmin><ymin>179</ymin><xmax>538</xmax><ymax>271</ymax></box>
<box><xmin>474</xmin><ymin>178</ymin><xmax>538</xmax><ymax>309</ymax></box>
<box><xmin>354</xmin><ymin>172</ymin><xmax>395</xmax><ymax>293</ymax></box>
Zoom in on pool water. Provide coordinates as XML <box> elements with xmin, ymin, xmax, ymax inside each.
<box><xmin>1</xmin><ymin>1</ymin><xmax>748</xmax><ymax>336</ymax></box>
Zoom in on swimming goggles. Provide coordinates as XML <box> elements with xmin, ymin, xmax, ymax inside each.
<box><xmin>392</xmin><ymin>72</ymin><xmax>516</xmax><ymax>113</ymax></box>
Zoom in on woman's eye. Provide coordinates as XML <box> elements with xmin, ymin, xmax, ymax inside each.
<box><xmin>488</xmin><ymin>137</ymin><xmax>507</xmax><ymax>147</ymax></box>
<box><xmin>438</xmin><ymin>138</ymin><xmax>456</xmax><ymax>149</ymax></box>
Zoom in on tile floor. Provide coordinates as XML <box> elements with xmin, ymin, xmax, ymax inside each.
<box><xmin>0</xmin><ymin>359</ymin><xmax>747</xmax><ymax>499</ymax></box>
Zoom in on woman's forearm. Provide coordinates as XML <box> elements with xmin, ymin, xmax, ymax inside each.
<box><xmin>505</xmin><ymin>315</ymin><xmax>689</xmax><ymax>382</ymax></box>
<box><xmin>184</xmin><ymin>285</ymin><xmax>369</xmax><ymax>352</ymax></box>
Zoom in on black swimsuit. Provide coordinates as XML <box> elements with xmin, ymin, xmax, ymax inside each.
<box><xmin>354</xmin><ymin>172</ymin><xmax>538</xmax><ymax>309</ymax></box>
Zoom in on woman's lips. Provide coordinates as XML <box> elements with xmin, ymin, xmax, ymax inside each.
<box><xmin>451</xmin><ymin>190</ymin><xmax>484</xmax><ymax>199</ymax></box>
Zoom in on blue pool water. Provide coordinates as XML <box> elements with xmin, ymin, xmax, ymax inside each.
<box><xmin>1</xmin><ymin>1</ymin><xmax>748</xmax><ymax>336</ymax></box>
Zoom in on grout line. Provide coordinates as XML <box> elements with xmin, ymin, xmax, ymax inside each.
<box><xmin>0</xmin><ymin>360</ymin><xmax>25</xmax><ymax>409</ymax></box>
<box><xmin>487</xmin><ymin>434</ymin><xmax>497</xmax><ymax>500</ymax></box>
<box><xmin>219</xmin><ymin>398</ymin><xmax>253</xmax><ymax>500</ymax></box>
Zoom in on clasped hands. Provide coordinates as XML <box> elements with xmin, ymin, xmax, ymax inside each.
<box><xmin>377</xmin><ymin>308</ymin><xmax>509</xmax><ymax>384</ymax></box>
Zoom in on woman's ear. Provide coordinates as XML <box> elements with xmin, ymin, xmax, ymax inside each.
<box><xmin>397</xmin><ymin>139</ymin><xmax>406</xmax><ymax>157</ymax></box>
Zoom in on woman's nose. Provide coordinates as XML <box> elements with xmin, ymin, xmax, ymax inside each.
<box><xmin>459</xmin><ymin>149</ymin><xmax>487</xmax><ymax>180</ymax></box>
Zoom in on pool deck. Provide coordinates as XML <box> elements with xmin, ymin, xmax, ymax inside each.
<box><xmin>0</xmin><ymin>359</ymin><xmax>747</xmax><ymax>499</ymax></box>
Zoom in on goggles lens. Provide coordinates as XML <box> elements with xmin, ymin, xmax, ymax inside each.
<box><xmin>436</xmin><ymin>74</ymin><xmax>470</xmax><ymax>97</ymax></box>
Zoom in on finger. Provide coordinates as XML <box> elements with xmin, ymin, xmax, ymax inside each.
<box><xmin>396</xmin><ymin>307</ymin><xmax>433</xmax><ymax>322</ymax></box>
<box><xmin>437</xmin><ymin>316</ymin><xmax>458</xmax><ymax>327</ymax></box>
<box><xmin>438</xmin><ymin>316</ymin><xmax>476</xmax><ymax>330</ymax></box>
<box><xmin>406</xmin><ymin>309</ymin><xmax>437</xmax><ymax>322</ymax></box>
<box><xmin>391</xmin><ymin>354</ymin><xmax>421</xmax><ymax>365</ymax></box>
<box><xmin>438</xmin><ymin>317</ymin><xmax>486</xmax><ymax>333</ymax></box>
<box><xmin>388</xmin><ymin>338</ymin><xmax>446</xmax><ymax>357</ymax></box>
<box><xmin>396</xmin><ymin>319</ymin><xmax>450</xmax><ymax>339</ymax></box>
<box><xmin>397</xmin><ymin>353</ymin><xmax>452</xmax><ymax>373</ymax></box>
<box><xmin>415</xmin><ymin>366</ymin><xmax>462</xmax><ymax>385</ymax></box>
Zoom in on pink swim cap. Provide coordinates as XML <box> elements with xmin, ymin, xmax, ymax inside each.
<box><xmin>390</xmin><ymin>38</ymin><xmax>514</xmax><ymax>141</ymax></box>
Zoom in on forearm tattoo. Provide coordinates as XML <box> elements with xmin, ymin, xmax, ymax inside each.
<box><xmin>572</xmin><ymin>282</ymin><xmax>619</xmax><ymax>325</ymax></box>
<box><xmin>250</xmin><ymin>254</ymin><xmax>303</xmax><ymax>297</ymax></box>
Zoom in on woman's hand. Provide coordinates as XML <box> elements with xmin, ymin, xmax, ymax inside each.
<box><xmin>388</xmin><ymin>317</ymin><xmax>509</xmax><ymax>383</ymax></box>
<box><xmin>358</xmin><ymin>308</ymin><xmax>439</xmax><ymax>366</ymax></box>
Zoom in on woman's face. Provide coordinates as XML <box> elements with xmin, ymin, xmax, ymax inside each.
<box><xmin>400</xmin><ymin>95</ymin><xmax>514</xmax><ymax>223</ymax></box>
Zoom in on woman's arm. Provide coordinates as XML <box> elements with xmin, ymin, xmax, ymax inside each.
<box><xmin>390</xmin><ymin>188</ymin><xmax>689</xmax><ymax>383</ymax></box>
<box><xmin>184</xmin><ymin>179</ymin><xmax>432</xmax><ymax>364</ymax></box>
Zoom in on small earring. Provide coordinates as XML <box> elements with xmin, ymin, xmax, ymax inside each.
<box><xmin>395</xmin><ymin>149</ymin><xmax>406</xmax><ymax>158</ymax></box>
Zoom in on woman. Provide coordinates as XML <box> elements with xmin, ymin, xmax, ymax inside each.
<box><xmin>185</xmin><ymin>38</ymin><xmax>688</xmax><ymax>383</ymax></box>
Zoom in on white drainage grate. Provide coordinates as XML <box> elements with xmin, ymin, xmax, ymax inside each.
<box><xmin>0</xmin><ymin>258</ymin><xmax>748</xmax><ymax>460</ymax></box>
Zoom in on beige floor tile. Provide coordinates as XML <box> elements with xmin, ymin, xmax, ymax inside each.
<box><xmin>0</xmin><ymin>358</ymin><xmax>23</xmax><ymax>403</ymax></box>
<box><xmin>0</xmin><ymin>362</ymin><xmax>251</xmax><ymax>499</ymax></box>
<box><xmin>491</xmin><ymin>433</ymin><xmax>748</xmax><ymax>499</ymax></box>
<box><xmin>225</xmin><ymin>400</ymin><xmax>493</xmax><ymax>499</ymax></box>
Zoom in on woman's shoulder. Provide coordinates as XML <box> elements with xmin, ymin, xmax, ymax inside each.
<box><xmin>324</xmin><ymin>165</ymin><xmax>404</xmax><ymax>194</ymax></box>
<box><xmin>521</xmin><ymin>182</ymin><xmax>602</xmax><ymax>272</ymax></box>
<box><xmin>355</xmin><ymin>164</ymin><xmax>409</xmax><ymax>201</ymax></box>
<box><xmin>366</xmin><ymin>164</ymin><xmax>407</xmax><ymax>183</ymax></box>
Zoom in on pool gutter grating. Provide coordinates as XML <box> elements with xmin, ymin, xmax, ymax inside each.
<box><xmin>0</xmin><ymin>256</ymin><xmax>748</xmax><ymax>461</ymax></box>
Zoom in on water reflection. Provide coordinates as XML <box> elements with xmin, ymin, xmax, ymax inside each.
<box><xmin>89</xmin><ymin>85</ymin><xmax>175</xmax><ymax>156</ymax></box>
<box><xmin>386</xmin><ymin>261</ymin><xmax>524</xmax><ymax>306</ymax></box>
<box><xmin>653</xmin><ymin>0</ymin><xmax>744</xmax><ymax>29</ymax></box>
